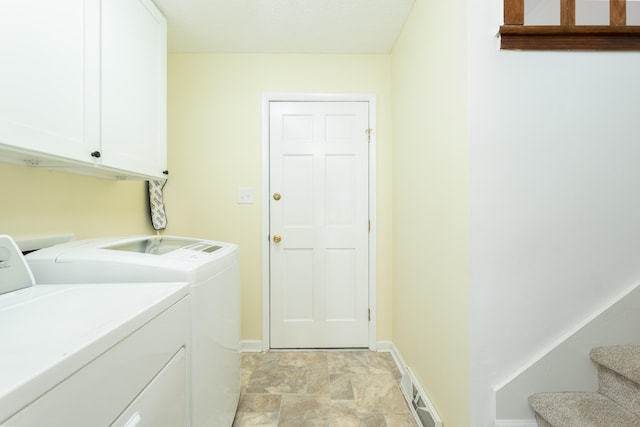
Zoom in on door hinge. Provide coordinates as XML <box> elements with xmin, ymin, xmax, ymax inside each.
<box><xmin>368</xmin><ymin>309</ymin><xmax>371</xmax><ymax>321</ymax></box>
<box><xmin>368</xmin><ymin>220</ymin><xmax>371</xmax><ymax>232</ymax></box>
<box><xmin>366</xmin><ymin>128</ymin><xmax>373</xmax><ymax>143</ymax></box>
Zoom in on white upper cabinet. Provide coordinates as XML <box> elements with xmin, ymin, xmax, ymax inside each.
<box><xmin>0</xmin><ymin>0</ymin><xmax>167</xmax><ymax>180</ymax></box>
<box><xmin>101</xmin><ymin>0</ymin><xmax>167</xmax><ymax>178</ymax></box>
<box><xmin>0</xmin><ymin>0</ymin><xmax>101</xmax><ymax>163</ymax></box>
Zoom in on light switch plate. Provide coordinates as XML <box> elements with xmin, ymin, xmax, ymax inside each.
<box><xmin>237</xmin><ymin>187</ymin><xmax>254</xmax><ymax>204</ymax></box>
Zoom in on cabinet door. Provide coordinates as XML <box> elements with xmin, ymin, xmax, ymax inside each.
<box><xmin>101</xmin><ymin>0</ymin><xmax>167</xmax><ymax>179</ymax></box>
<box><xmin>0</xmin><ymin>0</ymin><xmax>100</xmax><ymax>162</ymax></box>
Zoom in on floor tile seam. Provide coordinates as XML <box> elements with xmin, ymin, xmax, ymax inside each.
<box><xmin>277</xmin><ymin>392</ymin><xmax>333</xmax><ymax>396</ymax></box>
<box><xmin>276</xmin><ymin>398</ymin><xmax>283</xmax><ymax>425</ymax></box>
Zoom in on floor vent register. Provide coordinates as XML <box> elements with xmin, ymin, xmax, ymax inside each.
<box><xmin>400</xmin><ymin>368</ymin><xmax>443</xmax><ymax>427</ymax></box>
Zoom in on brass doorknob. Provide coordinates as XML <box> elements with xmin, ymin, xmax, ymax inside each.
<box><xmin>273</xmin><ymin>193</ymin><xmax>281</xmax><ymax>201</ymax></box>
<box><xmin>273</xmin><ymin>234</ymin><xmax>282</xmax><ymax>243</ymax></box>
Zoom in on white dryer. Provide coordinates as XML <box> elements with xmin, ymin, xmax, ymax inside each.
<box><xmin>26</xmin><ymin>235</ymin><xmax>240</xmax><ymax>427</ymax></box>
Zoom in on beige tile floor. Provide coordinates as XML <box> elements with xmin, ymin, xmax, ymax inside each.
<box><xmin>233</xmin><ymin>350</ymin><xmax>419</xmax><ymax>427</ymax></box>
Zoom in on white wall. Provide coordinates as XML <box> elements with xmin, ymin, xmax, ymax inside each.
<box><xmin>468</xmin><ymin>0</ymin><xmax>640</xmax><ymax>425</ymax></box>
<box><xmin>495</xmin><ymin>282</ymin><xmax>640</xmax><ymax>420</ymax></box>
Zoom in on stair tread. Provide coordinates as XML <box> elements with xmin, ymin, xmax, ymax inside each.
<box><xmin>590</xmin><ymin>346</ymin><xmax>640</xmax><ymax>384</ymax></box>
<box><xmin>529</xmin><ymin>392</ymin><xmax>640</xmax><ymax>427</ymax></box>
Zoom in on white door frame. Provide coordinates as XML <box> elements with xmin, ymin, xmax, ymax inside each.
<box><xmin>261</xmin><ymin>93</ymin><xmax>377</xmax><ymax>351</ymax></box>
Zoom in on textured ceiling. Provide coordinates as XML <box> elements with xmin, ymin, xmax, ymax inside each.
<box><xmin>152</xmin><ymin>0</ymin><xmax>415</xmax><ymax>53</ymax></box>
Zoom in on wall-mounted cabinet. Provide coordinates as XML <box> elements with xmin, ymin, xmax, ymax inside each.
<box><xmin>101</xmin><ymin>0</ymin><xmax>167</xmax><ymax>178</ymax></box>
<box><xmin>0</xmin><ymin>0</ymin><xmax>167</xmax><ymax>180</ymax></box>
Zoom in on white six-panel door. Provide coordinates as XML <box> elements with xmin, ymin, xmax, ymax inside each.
<box><xmin>269</xmin><ymin>101</ymin><xmax>370</xmax><ymax>348</ymax></box>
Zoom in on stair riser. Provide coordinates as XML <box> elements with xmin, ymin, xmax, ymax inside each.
<box><xmin>599</xmin><ymin>366</ymin><xmax>640</xmax><ymax>418</ymax></box>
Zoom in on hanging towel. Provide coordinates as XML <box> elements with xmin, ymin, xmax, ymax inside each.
<box><xmin>148</xmin><ymin>179</ymin><xmax>168</xmax><ymax>231</ymax></box>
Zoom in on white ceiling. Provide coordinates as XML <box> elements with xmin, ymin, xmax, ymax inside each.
<box><xmin>152</xmin><ymin>0</ymin><xmax>415</xmax><ymax>54</ymax></box>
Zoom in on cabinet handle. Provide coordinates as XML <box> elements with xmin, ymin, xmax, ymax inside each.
<box><xmin>162</xmin><ymin>170</ymin><xmax>169</xmax><ymax>175</ymax></box>
<box><xmin>90</xmin><ymin>151</ymin><xmax>101</xmax><ymax>158</ymax></box>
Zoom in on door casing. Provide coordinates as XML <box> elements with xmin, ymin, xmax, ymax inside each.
<box><xmin>261</xmin><ymin>93</ymin><xmax>378</xmax><ymax>351</ymax></box>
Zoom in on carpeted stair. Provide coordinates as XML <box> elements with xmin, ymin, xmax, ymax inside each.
<box><xmin>528</xmin><ymin>345</ymin><xmax>640</xmax><ymax>427</ymax></box>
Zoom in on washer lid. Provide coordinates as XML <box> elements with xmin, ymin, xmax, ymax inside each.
<box><xmin>103</xmin><ymin>236</ymin><xmax>223</xmax><ymax>256</ymax></box>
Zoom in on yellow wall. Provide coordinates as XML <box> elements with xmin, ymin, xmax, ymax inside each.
<box><xmin>391</xmin><ymin>1</ymin><xmax>470</xmax><ymax>426</ymax></box>
<box><xmin>166</xmin><ymin>54</ymin><xmax>394</xmax><ymax>342</ymax></box>
<box><xmin>0</xmin><ymin>162</ymin><xmax>152</xmax><ymax>240</ymax></box>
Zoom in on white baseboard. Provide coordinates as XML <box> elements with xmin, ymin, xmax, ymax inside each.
<box><xmin>495</xmin><ymin>420</ymin><xmax>537</xmax><ymax>427</ymax></box>
<box><xmin>376</xmin><ymin>340</ymin><xmax>393</xmax><ymax>351</ymax></box>
<box><xmin>239</xmin><ymin>340</ymin><xmax>263</xmax><ymax>353</ymax></box>
<box><xmin>377</xmin><ymin>341</ymin><xmax>408</xmax><ymax>377</ymax></box>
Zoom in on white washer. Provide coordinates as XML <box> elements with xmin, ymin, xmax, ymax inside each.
<box><xmin>26</xmin><ymin>235</ymin><xmax>240</xmax><ymax>427</ymax></box>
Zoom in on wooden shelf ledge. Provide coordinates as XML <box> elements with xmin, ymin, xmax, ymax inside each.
<box><xmin>500</xmin><ymin>25</ymin><xmax>640</xmax><ymax>50</ymax></box>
